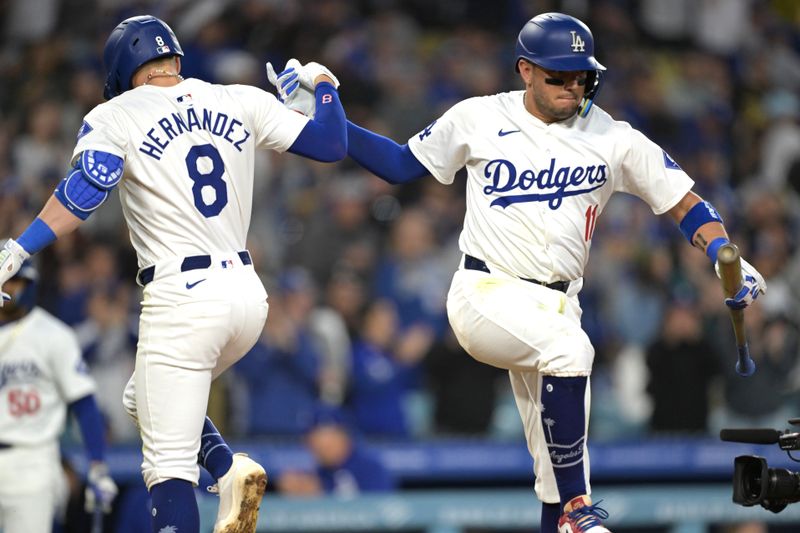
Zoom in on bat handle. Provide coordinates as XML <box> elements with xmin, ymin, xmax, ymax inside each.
<box><xmin>735</xmin><ymin>343</ymin><xmax>755</xmax><ymax>377</ymax></box>
<box><xmin>718</xmin><ymin>243</ymin><xmax>756</xmax><ymax>378</ymax></box>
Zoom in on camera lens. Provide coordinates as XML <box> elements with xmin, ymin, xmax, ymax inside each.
<box><xmin>741</xmin><ymin>461</ymin><xmax>766</xmax><ymax>502</ymax></box>
<box><xmin>766</xmin><ymin>469</ymin><xmax>800</xmax><ymax>500</ymax></box>
<box><xmin>734</xmin><ymin>456</ymin><xmax>769</xmax><ymax>505</ymax></box>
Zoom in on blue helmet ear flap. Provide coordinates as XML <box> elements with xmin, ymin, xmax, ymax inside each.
<box><xmin>578</xmin><ymin>70</ymin><xmax>603</xmax><ymax>117</ymax></box>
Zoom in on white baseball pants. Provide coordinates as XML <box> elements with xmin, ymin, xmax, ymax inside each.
<box><xmin>122</xmin><ymin>253</ymin><xmax>268</xmax><ymax>489</ymax></box>
<box><xmin>0</xmin><ymin>444</ymin><xmax>66</xmax><ymax>533</ymax></box>
<box><xmin>446</xmin><ymin>266</ymin><xmax>594</xmax><ymax>503</ymax></box>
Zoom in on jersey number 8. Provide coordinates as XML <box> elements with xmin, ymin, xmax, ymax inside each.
<box><xmin>185</xmin><ymin>144</ymin><xmax>228</xmax><ymax>217</ymax></box>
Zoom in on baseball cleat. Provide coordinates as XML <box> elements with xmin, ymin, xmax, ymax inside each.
<box><xmin>557</xmin><ymin>495</ymin><xmax>611</xmax><ymax>533</ymax></box>
<box><xmin>208</xmin><ymin>453</ymin><xmax>267</xmax><ymax>533</ymax></box>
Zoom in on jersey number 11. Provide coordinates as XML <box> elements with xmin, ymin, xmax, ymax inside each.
<box><xmin>584</xmin><ymin>204</ymin><xmax>598</xmax><ymax>241</ymax></box>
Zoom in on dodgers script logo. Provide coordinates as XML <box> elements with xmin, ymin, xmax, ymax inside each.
<box><xmin>483</xmin><ymin>158</ymin><xmax>608</xmax><ymax>210</ymax></box>
<box><xmin>0</xmin><ymin>361</ymin><xmax>42</xmax><ymax>389</ymax></box>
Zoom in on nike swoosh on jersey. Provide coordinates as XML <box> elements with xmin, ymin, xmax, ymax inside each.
<box><xmin>498</xmin><ymin>129</ymin><xmax>521</xmax><ymax>137</ymax></box>
<box><xmin>186</xmin><ymin>279</ymin><xmax>207</xmax><ymax>289</ymax></box>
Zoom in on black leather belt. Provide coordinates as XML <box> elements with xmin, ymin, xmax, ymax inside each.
<box><xmin>138</xmin><ymin>251</ymin><xmax>252</xmax><ymax>286</ymax></box>
<box><xmin>464</xmin><ymin>255</ymin><xmax>570</xmax><ymax>293</ymax></box>
<box><xmin>0</xmin><ymin>443</ymin><xmax>11</xmax><ymax>450</ymax></box>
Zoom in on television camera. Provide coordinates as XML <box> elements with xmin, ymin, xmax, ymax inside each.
<box><xmin>721</xmin><ymin>418</ymin><xmax>800</xmax><ymax>513</ymax></box>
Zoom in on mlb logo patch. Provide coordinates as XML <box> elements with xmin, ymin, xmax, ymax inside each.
<box><xmin>663</xmin><ymin>150</ymin><xmax>681</xmax><ymax>170</ymax></box>
<box><xmin>221</xmin><ymin>259</ymin><xmax>233</xmax><ymax>269</ymax></box>
<box><xmin>177</xmin><ymin>93</ymin><xmax>193</xmax><ymax>106</ymax></box>
<box><xmin>156</xmin><ymin>45</ymin><xmax>171</xmax><ymax>54</ymax></box>
<box><xmin>77</xmin><ymin>120</ymin><xmax>93</xmax><ymax>140</ymax></box>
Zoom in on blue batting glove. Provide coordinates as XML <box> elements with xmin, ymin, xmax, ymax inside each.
<box><xmin>266</xmin><ymin>59</ymin><xmax>317</xmax><ymax>117</ymax></box>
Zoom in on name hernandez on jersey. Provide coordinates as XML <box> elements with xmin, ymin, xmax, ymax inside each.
<box><xmin>138</xmin><ymin>106</ymin><xmax>252</xmax><ymax>160</ymax></box>
<box><xmin>407</xmin><ymin>91</ymin><xmax>694</xmax><ymax>282</ymax></box>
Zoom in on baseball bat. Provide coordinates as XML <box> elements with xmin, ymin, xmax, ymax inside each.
<box><xmin>716</xmin><ymin>242</ymin><xmax>755</xmax><ymax>377</ymax></box>
<box><xmin>91</xmin><ymin>505</ymin><xmax>104</xmax><ymax>533</ymax></box>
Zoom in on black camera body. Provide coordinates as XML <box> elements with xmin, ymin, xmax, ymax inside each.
<box><xmin>723</xmin><ymin>418</ymin><xmax>800</xmax><ymax>513</ymax></box>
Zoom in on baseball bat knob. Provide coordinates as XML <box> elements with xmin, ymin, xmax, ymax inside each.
<box><xmin>736</xmin><ymin>349</ymin><xmax>756</xmax><ymax>377</ymax></box>
<box><xmin>717</xmin><ymin>243</ymin><xmax>739</xmax><ymax>264</ymax></box>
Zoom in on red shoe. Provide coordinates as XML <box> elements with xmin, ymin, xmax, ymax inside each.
<box><xmin>557</xmin><ymin>495</ymin><xmax>611</xmax><ymax>533</ymax></box>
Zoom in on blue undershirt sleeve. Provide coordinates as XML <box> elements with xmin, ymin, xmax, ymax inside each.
<box><xmin>287</xmin><ymin>82</ymin><xmax>347</xmax><ymax>162</ymax></box>
<box><xmin>69</xmin><ymin>394</ymin><xmax>106</xmax><ymax>462</ymax></box>
<box><xmin>346</xmin><ymin>121</ymin><xmax>429</xmax><ymax>184</ymax></box>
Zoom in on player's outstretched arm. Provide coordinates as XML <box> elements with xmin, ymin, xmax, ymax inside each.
<box><xmin>668</xmin><ymin>190</ymin><xmax>766</xmax><ymax>309</ymax></box>
<box><xmin>346</xmin><ymin>121</ymin><xmax>429</xmax><ymax>184</ymax></box>
<box><xmin>71</xmin><ymin>394</ymin><xmax>118</xmax><ymax>513</ymax></box>
<box><xmin>0</xmin><ymin>197</ymin><xmax>81</xmax><ymax>303</ymax></box>
<box><xmin>286</xmin><ymin>80</ymin><xmax>347</xmax><ymax>162</ymax></box>
<box><xmin>268</xmin><ymin>60</ymin><xmax>347</xmax><ymax>162</ymax></box>
<box><xmin>0</xmin><ymin>148</ymin><xmax>123</xmax><ymax>302</ymax></box>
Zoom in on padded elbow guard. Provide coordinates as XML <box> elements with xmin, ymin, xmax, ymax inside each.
<box><xmin>54</xmin><ymin>150</ymin><xmax>124</xmax><ymax>220</ymax></box>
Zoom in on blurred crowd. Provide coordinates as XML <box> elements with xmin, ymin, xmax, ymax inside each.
<box><xmin>1</xmin><ymin>0</ymin><xmax>799</xmax><ymax>454</ymax></box>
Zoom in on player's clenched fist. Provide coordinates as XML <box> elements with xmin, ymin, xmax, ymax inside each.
<box><xmin>0</xmin><ymin>239</ymin><xmax>30</xmax><ymax>306</ymax></box>
<box><xmin>267</xmin><ymin>59</ymin><xmax>316</xmax><ymax>117</ymax></box>
<box><xmin>283</xmin><ymin>59</ymin><xmax>340</xmax><ymax>90</ymax></box>
<box><xmin>715</xmin><ymin>256</ymin><xmax>767</xmax><ymax>310</ymax></box>
<box><xmin>266</xmin><ymin>58</ymin><xmax>340</xmax><ymax>118</ymax></box>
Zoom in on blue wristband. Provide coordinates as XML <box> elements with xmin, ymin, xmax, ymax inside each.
<box><xmin>706</xmin><ymin>237</ymin><xmax>730</xmax><ymax>263</ymax></box>
<box><xmin>679</xmin><ymin>200</ymin><xmax>723</xmax><ymax>244</ymax></box>
<box><xmin>16</xmin><ymin>217</ymin><xmax>57</xmax><ymax>254</ymax></box>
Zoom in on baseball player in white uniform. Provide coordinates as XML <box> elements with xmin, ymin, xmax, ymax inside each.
<box><xmin>0</xmin><ymin>261</ymin><xmax>117</xmax><ymax>533</ymax></box>
<box><xmin>272</xmin><ymin>12</ymin><xmax>766</xmax><ymax>533</ymax></box>
<box><xmin>0</xmin><ymin>15</ymin><xmax>346</xmax><ymax>533</ymax></box>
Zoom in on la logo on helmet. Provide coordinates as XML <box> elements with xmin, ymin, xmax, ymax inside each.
<box><xmin>570</xmin><ymin>31</ymin><xmax>585</xmax><ymax>52</ymax></box>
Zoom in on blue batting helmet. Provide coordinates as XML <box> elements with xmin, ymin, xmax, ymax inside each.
<box><xmin>11</xmin><ymin>261</ymin><xmax>38</xmax><ymax>312</ymax></box>
<box><xmin>515</xmin><ymin>13</ymin><xmax>606</xmax><ymax>116</ymax></box>
<box><xmin>103</xmin><ymin>15</ymin><xmax>184</xmax><ymax>100</ymax></box>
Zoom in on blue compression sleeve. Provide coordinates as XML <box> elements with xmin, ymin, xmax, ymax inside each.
<box><xmin>16</xmin><ymin>217</ymin><xmax>57</xmax><ymax>254</ymax></box>
<box><xmin>347</xmin><ymin>121</ymin><xmax>429</xmax><ymax>184</ymax></box>
<box><xmin>287</xmin><ymin>82</ymin><xmax>347</xmax><ymax>162</ymax></box>
<box><xmin>70</xmin><ymin>394</ymin><xmax>105</xmax><ymax>462</ymax></box>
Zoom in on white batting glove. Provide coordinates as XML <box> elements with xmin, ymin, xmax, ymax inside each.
<box><xmin>715</xmin><ymin>256</ymin><xmax>767</xmax><ymax>310</ymax></box>
<box><xmin>266</xmin><ymin>59</ymin><xmax>316</xmax><ymax>117</ymax></box>
<box><xmin>0</xmin><ymin>239</ymin><xmax>30</xmax><ymax>306</ymax></box>
<box><xmin>301</xmin><ymin>61</ymin><xmax>340</xmax><ymax>89</ymax></box>
<box><xmin>270</xmin><ymin>58</ymin><xmax>339</xmax><ymax>91</ymax></box>
<box><xmin>84</xmin><ymin>462</ymin><xmax>118</xmax><ymax>514</ymax></box>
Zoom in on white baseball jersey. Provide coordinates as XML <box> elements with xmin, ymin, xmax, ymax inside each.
<box><xmin>0</xmin><ymin>308</ymin><xmax>95</xmax><ymax>446</ymax></box>
<box><xmin>408</xmin><ymin>91</ymin><xmax>694</xmax><ymax>282</ymax></box>
<box><xmin>72</xmin><ymin>78</ymin><xmax>310</xmax><ymax>268</ymax></box>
